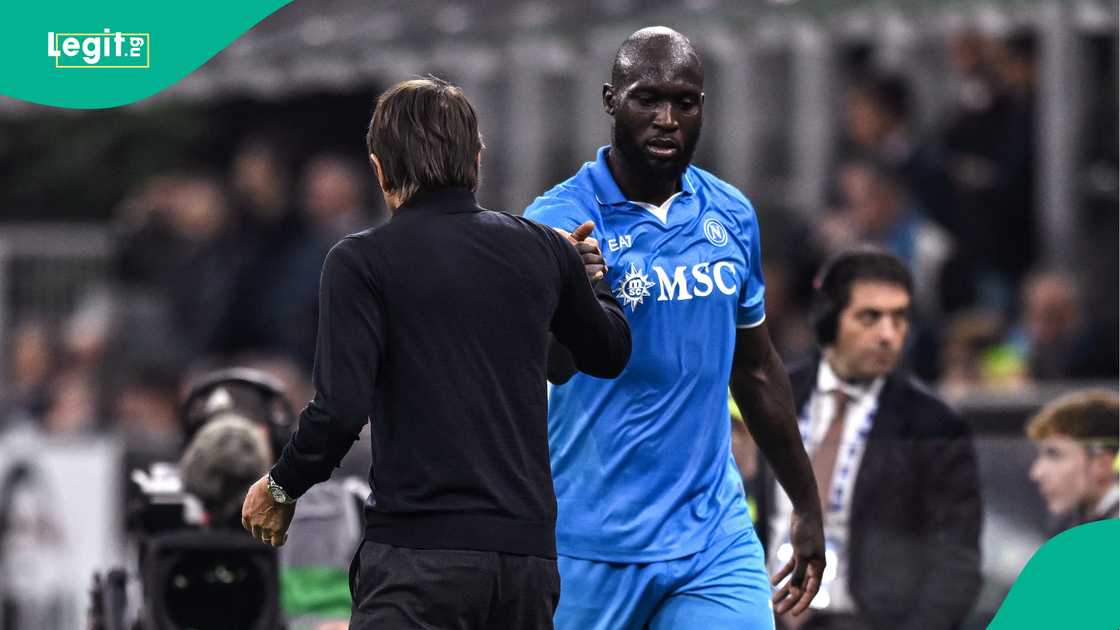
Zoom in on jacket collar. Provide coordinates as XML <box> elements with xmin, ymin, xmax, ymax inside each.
<box><xmin>816</xmin><ymin>357</ymin><xmax>885</xmax><ymax>406</ymax></box>
<box><xmin>791</xmin><ymin>352</ymin><xmax>905</xmax><ymax>429</ymax></box>
<box><xmin>395</xmin><ymin>187</ymin><xmax>480</xmax><ymax>215</ymax></box>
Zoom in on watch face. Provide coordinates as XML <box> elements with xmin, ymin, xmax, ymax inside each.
<box><xmin>268</xmin><ymin>480</ymin><xmax>292</xmax><ymax>503</ymax></box>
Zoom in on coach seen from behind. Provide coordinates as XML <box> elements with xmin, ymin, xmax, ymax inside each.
<box><xmin>242</xmin><ymin>77</ymin><xmax>632</xmax><ymax>629</ymax></box>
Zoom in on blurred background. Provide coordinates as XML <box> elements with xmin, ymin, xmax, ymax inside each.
<box><xmin>0</xmin><ymin>0</ymin><xmax>1116</xmax><ymax>628</ymax></box>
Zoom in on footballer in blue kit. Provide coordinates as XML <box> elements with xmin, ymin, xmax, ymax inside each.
<box><xmin>524</xmin><ymin>27</ymin><xmax>826</xmax><ymax>629</ymax></box>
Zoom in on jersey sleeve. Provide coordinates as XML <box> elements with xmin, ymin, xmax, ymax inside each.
<box><xmin>523</xmin><ymin>192</ymin><xmax>590</xmax><ymax>232</ymax></box>
<box><xmin>736</xmin><ymin>199</ymin><xmax>767</xmax><ymax>328</ymax></box>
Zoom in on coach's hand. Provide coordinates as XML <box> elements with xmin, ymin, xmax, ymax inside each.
<box><xmin>241</xmin><ymin>475</ymin><xmax>296</xmax><ymax>547</ymax></box>
<box><xmin>555</xmin><ymin>220</ymin><xmax>607</xmax><ymax>282</ymax></box>
<box><xmin>771</xmin><ymin>508</ymin><xmax>826</xmax><ymax>616</ymax></box>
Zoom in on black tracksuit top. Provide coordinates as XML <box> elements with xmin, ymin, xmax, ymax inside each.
<box><xmin>270</xmin><ymin>187</ymin><xmax>631</xmax><ymax>558</ymax></box>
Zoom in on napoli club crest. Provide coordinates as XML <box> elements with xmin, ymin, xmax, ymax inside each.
<box><xmin>703</xmin><ymin>218</ymin><xmax>729</xmax><ymax>247</ymax></box>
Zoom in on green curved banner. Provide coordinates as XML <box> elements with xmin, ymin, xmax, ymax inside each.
<box><xmin>989</xmin><ymin>519</ymin><xmax>1119</xmax><ymax>629</ymax></box>
<box><xmin>0</xmin><ymin>0</ymin><xmax>292</xmax><ymax>109</ymax></box>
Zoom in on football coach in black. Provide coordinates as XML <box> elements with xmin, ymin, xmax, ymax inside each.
<box><xmin>241</xmin><ymin>77</ymin><xmax>632</xmax><ymax>628</ymax></box>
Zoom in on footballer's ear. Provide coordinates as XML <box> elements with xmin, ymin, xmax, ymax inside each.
<box><xmin>603</xmin><ymin>84</ymin><xmax>617</xmax><ymax>115</ymax></box>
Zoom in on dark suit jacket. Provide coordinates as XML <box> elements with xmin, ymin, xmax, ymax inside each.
<box><xmin>757</xmin><ymin>359</ymin><xmax>982</xmax><ymax>630</ymax></box>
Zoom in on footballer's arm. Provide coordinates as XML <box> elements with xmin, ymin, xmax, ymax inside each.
<box><xmin>730</xmin><ymin>322</ymin><xmax>826</xmax><ymax>617</ymax></box>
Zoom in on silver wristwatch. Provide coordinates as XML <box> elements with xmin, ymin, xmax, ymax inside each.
<box><xmin>267</xmin><ymin>473</ymin><xmax>297</xmax><ymax>504</ymax></box>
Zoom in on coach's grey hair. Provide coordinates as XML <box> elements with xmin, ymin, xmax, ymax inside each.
<box><xmin>180</xmin><ymin>412</ymin><xmax>271</xmax><ymax>525</ymax></box>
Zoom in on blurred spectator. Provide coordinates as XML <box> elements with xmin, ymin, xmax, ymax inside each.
<box><xmin>219</xmin><ymin>136</ymin><xmax>303</xmax><ymax>357</ymax></box>
<box><xmin>0</xmin><ymin>319</ymin><xmax>55</xmax><ymax>426</ymax></box>
<box><xmin>945</xmin><ymin>30</ymin><xmax>1000</xmax><ymax>122</ymax></box>
<box><xmin>42</xmin><ymin>369</ymin><xmax>98</xmax><ymax>436</ymax></box>
<box><xmin>818</xmin><ymin>158</ymin><xmax>961</xmax><ymax>324</ymax></box>
<box><xmin>763</xmin><ymin>261</ymin><xmax>815</xmax><ymax>365</ymax></box>
<box><xmin>818</xmin><ymin>158</ymin><xmax>976</xmax><ymax>379</ymax></box>
<box><xmin>951</xmin><ymin>30</ymin><xmax>1039</xmax><ymax>311</ymax></box>
<box><xmin>757</xmin><ymin>202</ymin><xmax>824</xmax><ymax>362</ymax></box>
<box><xmin>759</xmin><ymin>248</ymin><xmax>981</xmax><ymax>630</ymax></box>
<box><xmin>0</xmin><ymin>462</ymin><xmax>72</xmax><ymax>629</ymax></box>
<box><xmin>842</xmin><ymin>73</ymin><xmax>953</xmax><ymax>229</ymax></box>
<box><xmin>231</xmin><ymin>136</ymin><xmax>296</xmax><ymax>235</ymax></box>
<box><xmin>61</xmin><ymin>290</ymin><xmax>195</xmax><ymax>490</ymax></box>
<box><xmin>302</xmin><ymin>154</ymin><xmax>378</xmax><ymax>241</ymax></box>
<box><xmin>114</xmin><ymin>172</ymin><xmax>243</xmax><ymax>355</ymax></box>
<box><xmin>939</xmin><ymin>309</ymin><xmax>1024</xmax><ymax>401</ymax></box>
<box><xmin>111</xmin><ymin>366</ymin><xmax>182</xmax><ymax>473</ymax></box>
<box><xmin>35</xmin><ymin>289</ymin><xmax>117</xmax><ymax>435</ymax></box>
<box><xmin>61</xmin><ymin>289</ymin><xmax>113</xmax><ymax>373</ymax></box>
<box><xmin>1078</xmin><ymin>34</ymin><xmax>1120</xmax><ymax>340</ymax></box>
<box><xmin>1010</xmin><ymin>269</ymin><xmax>1118</xmax><ymax>380</ymax></box>
<box><xmin>275</xmin><ymin>154</ymin><xmax>378</xmax><ymax>365</ymax></box>
<box><xmin>1027</xmin><ymin>389</ymin><xmax>1119</xmax><ymax>533</ymax></box>
<box><xmin>942</xmin><ymin>30</ymin><xmax>1010</xmax><ymax>305</ymax></box>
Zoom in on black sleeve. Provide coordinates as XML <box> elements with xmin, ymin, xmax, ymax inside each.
<box><xmin>546</xmin><ymin>335</ymin><xmax>578</xmax><ymax>385</ymax></box>
<box><xmin>899</xmin><ymin>401</ymin><xmax>983</xmax><ymax>630</ymax></box>
<box><xmin>548</xmin><ymin>232</ymin><xmax>631</xmax><ymax>378</ymax></box>
<box><xmin>270</xmin><ymin>239</ymin><xmax>383</xmax><ymax>498</ymax></box>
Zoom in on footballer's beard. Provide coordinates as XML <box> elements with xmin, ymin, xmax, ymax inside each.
<box><xmin>612</xmin><ymin>123</ymin><xmax>701</xmax><ymax>186</ymax></box>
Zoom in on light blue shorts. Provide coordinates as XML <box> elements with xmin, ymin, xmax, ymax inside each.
<box><xmin>555</xmin><ymin>527</ymin><xmax>775</xmax><ymax>630</ymax></box>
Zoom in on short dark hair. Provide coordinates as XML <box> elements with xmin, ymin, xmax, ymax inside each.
<box><xmin>365</xmin><ymin>77</ymin><xmax>483</xmax><ymax>204</ymax></box>
<box><xmin>840</xmin><ymin>154</ymin><xmax>906</xmax><ymax>196</ymax></box>
<box><xmin>811</xmin><ymin>246</ymin><xmax>913</xmax><ymax>345</ymax></box>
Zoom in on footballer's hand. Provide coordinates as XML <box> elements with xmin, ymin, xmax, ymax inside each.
<box><xmin>554</xmin><ymin>221</ymin><xmax>607</xmax><ymax>282</ymax></box>
<box><xmin>241</xmin><ymin>475</ymin><xmax>296</xmax><ymax>547</ymax></box>
<box><xmin>770</xmin><ymin>508</ymin><xmax>826</xmax><ymax>616</ymax></box>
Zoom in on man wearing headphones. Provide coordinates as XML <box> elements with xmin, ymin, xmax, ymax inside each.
<box><xmin>757</xmin><ymin>247</ymin><xmax>982</xmax><ymax>630</ymax></box>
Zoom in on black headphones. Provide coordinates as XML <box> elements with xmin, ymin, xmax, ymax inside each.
<box><xmin>810</xmin><ymin>253</ymin><xmax>846</xmax><ymax>346</ymax></box>
<box><xmin>810</xmin><ymin>246</ymin><xmax>913</xmax><ymax>346</ymax></box>
<box><xmin>180</xmin><ymin>367</ymin><xmax>297</xmax><ymax>457</ymax></box>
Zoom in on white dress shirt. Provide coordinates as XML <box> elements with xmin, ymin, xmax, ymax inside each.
<box><xmin>769</xmin><ymin>357</ymin><xmax>884</xmax><ymax>612</ymax></box>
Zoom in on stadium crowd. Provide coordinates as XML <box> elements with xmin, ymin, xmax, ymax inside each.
<box><xmin>761</xmin><ymin>29</ymin><xmax>1117</xmax><ymax>389</ymax></box>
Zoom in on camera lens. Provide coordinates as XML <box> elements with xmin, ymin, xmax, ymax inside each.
<box><xmin>162</xmin><ymin>552</ymin><xmax>268</xmax><ymax>630</ymax></box>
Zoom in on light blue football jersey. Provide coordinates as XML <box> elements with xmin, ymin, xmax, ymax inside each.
<box><xmin>525</xmin><ymin>146</ymin><xmax>767</xmax><ymax>562</ymax></box>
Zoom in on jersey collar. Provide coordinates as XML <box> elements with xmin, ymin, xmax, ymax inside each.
<box><xmin>588</xmin><ymin>145</ymin><xmax>697</xmax><ymax>207</ymax></box>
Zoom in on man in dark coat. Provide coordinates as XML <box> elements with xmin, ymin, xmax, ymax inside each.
<box><xmin>758</xmin><ymin>247</ymin><xmax>982</xmax><ymax>630</ymax></box>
